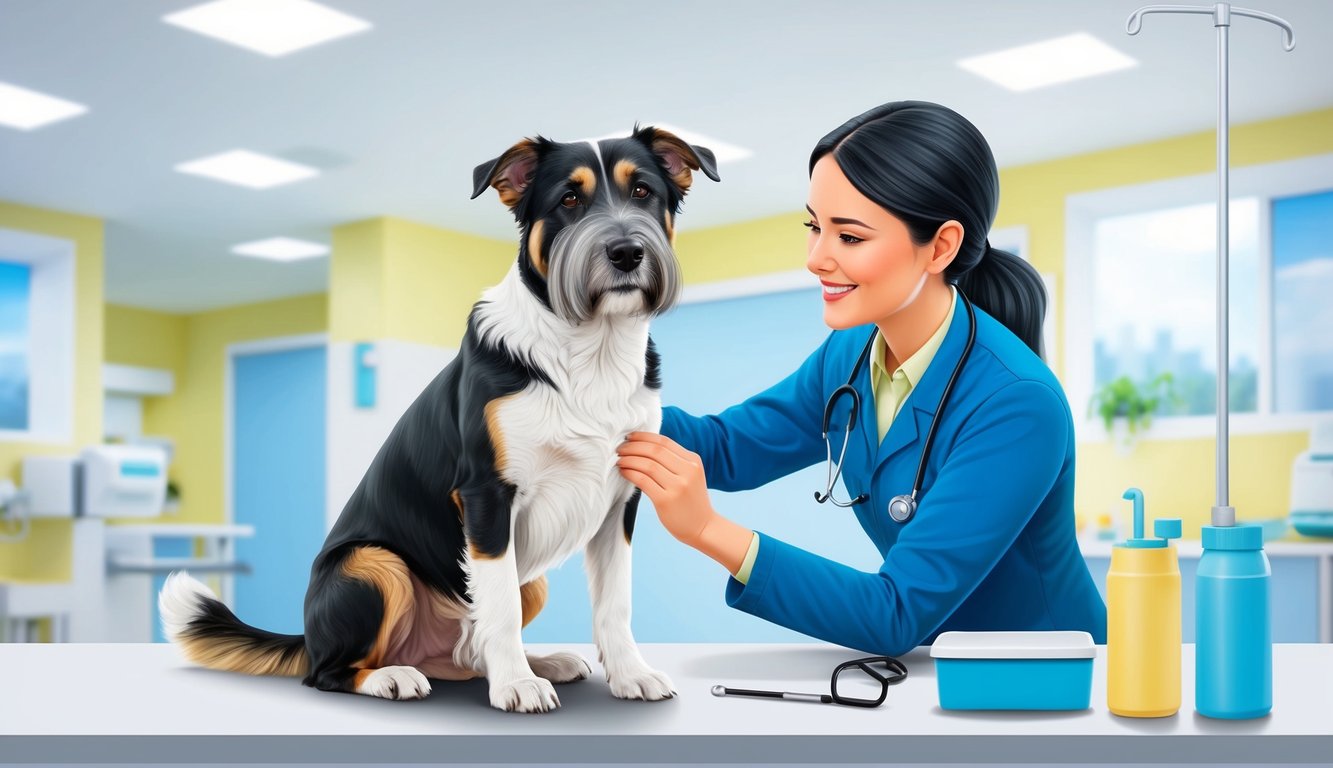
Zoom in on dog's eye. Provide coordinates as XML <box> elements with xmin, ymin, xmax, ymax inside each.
<box><xmin>561</xmin><ymin>192</ymin><xmax>580</xmax><ymax>208</ymax></box>
<box><xmin>631</xmin><ymin>183</ymin><xmax>650</xmax><ymax>200</ymax></box>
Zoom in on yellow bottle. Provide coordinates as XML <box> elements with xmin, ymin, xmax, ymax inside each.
<box><xmin>1107</xmin><ymin>488</ymin><xmax>1182</xmax><ymax>718</ymax></box>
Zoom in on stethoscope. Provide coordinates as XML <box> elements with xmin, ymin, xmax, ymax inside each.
<box><xmin>814</xmin><ymin>287</ymin><xmax>977</xmax><ymax>524</ymax></box>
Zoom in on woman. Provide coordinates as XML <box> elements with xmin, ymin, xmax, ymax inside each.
<box><xmin>616</xmin><ymin>101</ymin><xmax>1106</xmax><ymax>657</ymax></box>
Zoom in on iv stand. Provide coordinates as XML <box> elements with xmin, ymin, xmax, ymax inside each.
<box><xmin>1127</xmin><ymin>3</ymin><xmax>1294</xmax><ymax>528</ymax></box>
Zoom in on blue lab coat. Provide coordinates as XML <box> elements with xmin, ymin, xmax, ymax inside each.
<box><xmin>661</xmin><ymin>298</ymin><xmax>1107</xmax><ymax>656</ymax></box>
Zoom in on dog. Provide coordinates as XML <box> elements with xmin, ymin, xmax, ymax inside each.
<box><xmin>159</xmin><ymin>126</ymin><xmax>719</xmax><ymax>713</ymax></box>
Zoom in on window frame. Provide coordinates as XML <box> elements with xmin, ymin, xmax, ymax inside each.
<box><xmin>1064</xmin><ymin>152</ymin><xmax>1333</xmax><ymax>443</ymax></box>
<box><xmin>0</xmin><ymin>227</ymin><xmax>75</xmax><ymax>444</ymax></box>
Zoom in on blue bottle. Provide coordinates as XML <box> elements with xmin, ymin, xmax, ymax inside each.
<box><xmin>1195</xmin><ymin>523</ymin><xmax>1271</xmax><ymax>719</ymax></box>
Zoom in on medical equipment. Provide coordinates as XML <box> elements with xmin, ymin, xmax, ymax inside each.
<box><xmin>20</xmin><ymin>446</ymin><xmax>168</xmax><ymax>519</ymax></box>
<box><xmin>710</xmin><ymin>655</ymin><xmax>907</xmax><ymax>708</ymax></box>
<box><xmin>931</xmin><ymin>631</ymin><xmax>1094</xmax><ymax>711</ymax></box>
<box><xmin>22</xmin><ymin>455</ymin><xmax>80</xmax><ymax>518</ymax></box>
<box><xmin>1107</xmin><ymin>488</ymin><xmax>1182</xmax><ymax>718</ymax></box>
<box><xmin>1127</xmin><ymin>1</ymin><xmax>1293</xmax><ymax>721</ymax></box>
<box><xmin>1289</xmin><ymin>420</ymin><xmax>1333</xmax><ymax>538</ymax></box>
<box><xmin>814</xmin><ymin>287</ymin><xmax>977</xmax><ymax>524</ymax></box>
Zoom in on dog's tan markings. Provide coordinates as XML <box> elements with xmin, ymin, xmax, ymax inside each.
<box><xmin>527</xmin><ymin>219</ymin><xmax>547</xmax><ymax>277</ymax></box>
<box><xmin>342</xmin><ymin>546</ymin><xmax>415</xmax><ymax>670</ymax></box>
<box><xmin>519</xmin><ymin>575</ymin><xmax>548</xmax><ymax>628</ymax></box>
<box><xmin>173</xmin><ymin>626</ymin><xmax>309</xmax><ymax>678</ymax></box>
<box><xmin>492</xmin><ymin>139</ymin><xmax>539</xmax><ymax>208</ymax></box>
<box><xmin>650</xmin><ymin>129</ymin><xmax>701</xmax><ymax>192</ymax></box>
<box><xmin>484</xmin><ymin>395</ymin><xmax>513</xmax><ymax>475</ymax></box>
<box><xmin>569</xmin><ymin>166</ymin><xmax>596</xmax><ymax>199</ymax></box>
<box><xmin>451</xmin><ymin>489</ymin><xmax>464</xmax><ymax>524</ymax></box>
<box><xmin>613</xmin><ymin>159</ymin><xmax>638</xmax><ymax>194</ymax></box>
<box><xmin>664</xmin><ymin>210</ymin><xmax>675</xmax><ymax>246</ymax></box>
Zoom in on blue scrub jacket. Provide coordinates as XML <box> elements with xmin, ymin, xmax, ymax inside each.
<box><xmin>661</xmin><ymin>298</ymin><xmax>1107</xmax><ymax>656</ymax></box>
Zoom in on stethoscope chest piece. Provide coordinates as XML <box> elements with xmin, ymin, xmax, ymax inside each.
<box><xmin>888</xmin><ymin>494</ymin><xmax>917</xmax><ymax>524</ymax></box>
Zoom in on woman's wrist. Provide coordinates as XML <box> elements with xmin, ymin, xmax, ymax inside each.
<box><xmin>693</xmin><ymin>512</ymin><xmax>755</xmax><ymax>576</ymax></box>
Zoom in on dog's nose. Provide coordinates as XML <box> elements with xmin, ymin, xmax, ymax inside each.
<box><xmin>606</xmin><ymin>238</ymin><xmax>644</xmax><ymax>273</ymax></box>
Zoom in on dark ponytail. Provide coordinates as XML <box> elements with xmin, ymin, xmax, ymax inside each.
<box><xmin>810</xmin><ymin>101</ymin><xmax>1048</xmax><ymax>359</ymax></box>
<box><xmin>956</xmin><ymin>242</ymin><xmax>1046</xmax><ymax>360</ymax></box>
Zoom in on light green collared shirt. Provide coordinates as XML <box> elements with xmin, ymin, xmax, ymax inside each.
<box><xmin>731</xmin><ymin>287</ymin><xmax>957</xmax><ymax>585</ymax></box>
<box><xmin>869</xmin><ymin>285</ymin><xmax>957</xmax><ymax>443</ymax></box>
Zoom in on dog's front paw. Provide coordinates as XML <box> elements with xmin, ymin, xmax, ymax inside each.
<box><xmin>608</xmin><ymin>664</ymin><xmax>676</xmax><ymax>701</ymax></box>
<box><xmin>490</xmin><ymin>675</ymin><xmax>561</xmax><ymax>713</ymax></box>
<box><xmin>356</xmin><ymin>666</ymin><xmax>432</xmax><ymax>701</ymax></box>
<box><xmin>527</xmin><ymin>650</ymin><xmax>593</xmax><ymax>684</ymax></box>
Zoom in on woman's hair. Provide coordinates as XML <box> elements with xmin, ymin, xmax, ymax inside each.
<box><xmin>810</xmin><ymin>100</ymin><xmax>1047</xmax><ymax>359</ymax></box>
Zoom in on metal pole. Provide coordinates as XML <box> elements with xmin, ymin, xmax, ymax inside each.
<box><xmin>1126</xmin><ymin>2</ymin><xmax>1293</xmax><ymax>528</ymax></box>
<box><xmin>1215</xmin><ymin>4</ymin><xmax>1234</xmax><ymax>524</ymax></box>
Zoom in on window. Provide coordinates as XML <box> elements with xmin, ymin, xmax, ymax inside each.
<box><xmin>1091</xmin><ymin>199</ymin><xmax>1260</xmax><ymax>417</ymax></box>
<box><xmin>0</xmin><ymin>261</ymin><xmax>31</xmax><ymax>430</ymax></box>
<box><xmin>1272</xmin><ymin>189</ymin><xmax>1333</xmax><ymax>413</ymax></box>
<box><xmin>1066</xmin><ymin>153</ymin><xmax>1333</xmax><ymax>439</ymax></box>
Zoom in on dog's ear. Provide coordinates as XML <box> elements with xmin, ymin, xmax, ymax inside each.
<box><xmin>632</xmin><ymin>125</ymin><xmax>720</xmax><ymax>195</ymax></box>
<box><xmin>471</xmin><ymin>138</ymin><xmax>541</xmax><ymax>209</ymax></box>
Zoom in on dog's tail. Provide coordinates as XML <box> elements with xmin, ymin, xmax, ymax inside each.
<box><xmin>159</xmin><ymin>571</ymin><xmax>309</xmax><ymax>678</ymax></box>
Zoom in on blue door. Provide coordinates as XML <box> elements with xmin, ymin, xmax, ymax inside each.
<box><xmin>232</xmin><ymin>344</ymin><xmax>327</xmax><ymax>635</ymax></box>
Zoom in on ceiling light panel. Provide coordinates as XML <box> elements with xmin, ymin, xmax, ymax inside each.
<box><xmin>163</xmin><ymin>0</ymin><xmax>372</xmax><ymax>57</ymax></box>
<box><xmin>581</xmin><ymin>122</ymin><xmax>753</xmax><ymax>163</ymax></box>
<box><xmin>231</xmin><ymin>237</ymin><xmax>329</xmax><ymax>261</ymax></box>
<box><xmin>0</xmin><ymin>81</ymin><xmax>88</xmax><ymax>131</ymax></box>
<box><xmin>175</xmin><ymin>149</ymin><xmax>319</xmax><ymax>189</ymax></box>
<box><xmin>958</xmin><ymin>33</ymin><xmax>1137</xmax><ymax>92</ymax></box>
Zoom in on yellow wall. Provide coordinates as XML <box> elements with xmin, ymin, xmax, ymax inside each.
<box><xmin>0</xmin><ymin>201</ymin><xmax>104</xmax><ymax>581</ymax></box>
<box><xmin>331</xmin><ymin>217</ymin><xmax>514</xmax><ymax>347</ymax></box>
<box><xmin>999</xmin><ymin>108</ymin><xmax>1333</xmax><ymax>536</ymax></box>
<box><xmin>104</xmin><ymin>295</ymin><xmax>327</xmax><ymax>528</ymax></box>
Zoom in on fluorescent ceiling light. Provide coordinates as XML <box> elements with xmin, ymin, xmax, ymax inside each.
<box><xmin>958</xmin><ymin>33</ymin><xmax>1137</xmax><ymax>92</ymax></box>
<box><xmin>232</xmin><ymin>237</ymin><xmax>328</xmax><ymax>261</ymax></box>
<box><xmin>175</xmin><ymin>149</ymin><xmax>318</xmax><ymax>189</ymax></box>
<box><xmin>580</xmin><ymin>122</ymin><xmax>752</xmax><ymax>163</ymax></box>
<box><xmin>0</xmin><ymin>81</ymin><xmax>88</xmax><ymax>131</ymax></box>
<box><xmin>163</xmin><ymin>0</ymin><xmax>371</xmax><ymax>57</ymax></box>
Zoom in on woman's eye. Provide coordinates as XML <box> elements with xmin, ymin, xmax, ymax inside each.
<box><xmin>561</xmin><ymin>192</ymin><xmax>579</xmax><ymax>208</ymax></box>
<box><xmin>631</xmin><ymin>183</ymin><xmax>650</xmax><ymax>199</ymax></box>
<box><xmin>840</xmin><ymin>233</ymin><xmax>862</xmax><ymax>244</ymax></box>
<box><xmin>803</xmin><ymin>221</ymin><xmax>821</xmax><ymax>234</ymax></box>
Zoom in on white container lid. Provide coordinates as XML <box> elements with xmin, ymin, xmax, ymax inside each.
<box><xmin>929</xmin><ymin>631</ymin><xmax>1095</xmax><ymax>660</ymax></box>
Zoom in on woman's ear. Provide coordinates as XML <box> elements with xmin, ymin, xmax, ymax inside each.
<box><xmin>925</xmin><ymin>220</ymin><xmax>965</xmax><ymax>274</ymax></box>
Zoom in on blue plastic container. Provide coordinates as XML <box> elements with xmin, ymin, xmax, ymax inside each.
<box><xmin>1196</xmin><ymin>523</ymin><xmax>1272</xmax><ymax>720</ymax></box>
<box><xmin>931</xmin><ymin>631</ymin><xmax>1095</xmax><ymax>711</ymax></box>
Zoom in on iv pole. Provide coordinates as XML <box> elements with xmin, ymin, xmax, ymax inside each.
<box><xmin>1126</xmin><ymin>3</ymin><xmax>1294</xmax><ymax>529</ymax></box>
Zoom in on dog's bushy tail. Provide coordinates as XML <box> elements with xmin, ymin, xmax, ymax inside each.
<box><xmin>159</xmin><ymin>571</ymin><xmax>308</xmax><ymax>678</ymax></box>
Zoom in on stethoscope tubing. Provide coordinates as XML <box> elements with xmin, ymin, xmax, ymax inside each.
<box><xmin>815</xmin><ymin>288</ymin><xmax>977</xmax><ymax>522</ymax></box>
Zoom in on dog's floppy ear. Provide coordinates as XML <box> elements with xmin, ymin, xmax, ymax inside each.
<box><xmin>632</xmin><ymin>125</ymin><xmax>720</xmax><ymax>195</ymax></box>
<box><xmin>471</xmin><ymin>138</ymin><xmax>541</xmax><ymax>209</ymax></box>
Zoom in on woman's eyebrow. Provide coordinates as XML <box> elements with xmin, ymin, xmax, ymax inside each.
<box><xmin>805</xmin><ymin>205</ymin><xmax>875</xmax><ymax>230</ymax></box>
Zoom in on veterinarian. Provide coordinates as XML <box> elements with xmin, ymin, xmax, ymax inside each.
<box><xmin>617</xmin><ymin>100</ymin><xmax>1107</xmax><ymax>657</ymax></box>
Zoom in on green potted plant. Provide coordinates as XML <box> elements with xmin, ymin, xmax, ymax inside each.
<box><xmin>1088</xmin><ymin>372</ymin><xmax>1175</xmax><ymax>452</ymax></box>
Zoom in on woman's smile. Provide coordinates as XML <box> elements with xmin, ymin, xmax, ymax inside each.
<box><xmin>821</xmin><ymin>280</ymin><xmax>856</xmax><ymax>301</ymax></box>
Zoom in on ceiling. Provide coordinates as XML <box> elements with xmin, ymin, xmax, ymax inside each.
<box><xmin>1</xmin><ymin>0</ymin><xmax>1330</xmax><ymax>313</ymax></box>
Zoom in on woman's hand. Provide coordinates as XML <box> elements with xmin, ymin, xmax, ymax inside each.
<box><xmin>616</xmin><ymin>432</ymin><xmax>716</xmax><ymax>547</ymax></box>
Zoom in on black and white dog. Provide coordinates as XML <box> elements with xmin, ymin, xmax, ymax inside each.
<box><xmin>159</xmin><ymin>126</ymin><xmax>718</xmax><ymax>713</ymax></box>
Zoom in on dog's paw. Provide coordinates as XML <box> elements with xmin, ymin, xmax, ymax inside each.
<box><xmin>490</xmin><ymin>675</ymin><xmax>561</xmax><ymax>713</ymax></box>
<box><xmin>356</xmin><ymin>666</ymin><xmax>432</xmax><ymax>701</ymax></box>
<box><xmin>608</xmin><ymin>665</ymin><xmax>676</xmax><ymax>701</ymax></box>
<box><xmin>527</xmin><ymin>650</ymin><xmax>592</xmax><ymax>684</ymax></box>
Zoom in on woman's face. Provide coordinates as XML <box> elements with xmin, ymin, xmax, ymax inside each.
<box><xmin>805</xmin><ymin>154</ymin><xmax>935</xmax><ymax>330</ymax></box>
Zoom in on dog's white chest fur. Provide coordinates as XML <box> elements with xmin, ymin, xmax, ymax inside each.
<box><xmin>474</xmin><ymin>267</ymin><xmax>660</xmax><ymax>584</ymax></box>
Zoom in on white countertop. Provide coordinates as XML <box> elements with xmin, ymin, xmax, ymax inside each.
<box><xmin>0</xmin><ymin>642</ymin><xmax>1329</xmax><ymax>764</ymax></box>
